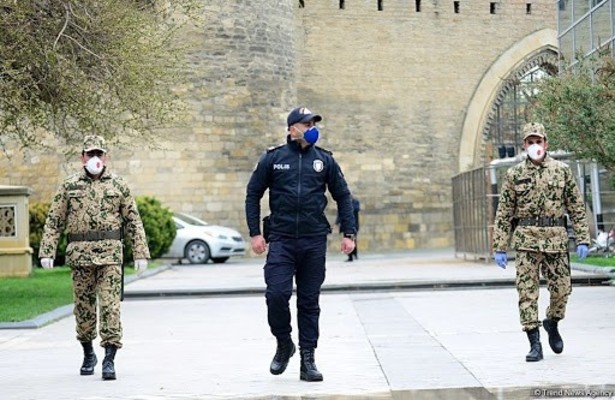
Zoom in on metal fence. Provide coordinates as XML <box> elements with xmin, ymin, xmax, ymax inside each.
<box><xmin>452</xmin><ymin>155</ymin><xmax>615</xmax><ymax>261</ymax></box>
<box><xmin>452</xmin><ymin>167</ymin><xmax>492</xmax><ymax>261</ymax></box>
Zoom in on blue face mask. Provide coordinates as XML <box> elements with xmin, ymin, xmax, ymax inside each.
<box><xmin>302</xmin><ymin>126</ymin><xmax>320</xmax><ymax>144</ymax></box>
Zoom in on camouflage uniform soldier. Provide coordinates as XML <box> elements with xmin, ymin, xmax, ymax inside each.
<box><xmin>39</xmin><ymin>135</ymin><xmax>150</xmax><ymax>380</ymax></box>
<box><xmin>492</xmin><ymin>123</ymin><xmax>590</xmax><ymax>362</ymax></box>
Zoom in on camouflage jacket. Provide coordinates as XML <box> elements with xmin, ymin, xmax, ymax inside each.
<box><xmin>39</xmin><ymin>168</ymin><xmax>150</xmax><ymax>266</ymax></box>
<box><xmin>492</xmin><ymin>155</ymin><xmax>590</xmax><ymax>253</ymax></box>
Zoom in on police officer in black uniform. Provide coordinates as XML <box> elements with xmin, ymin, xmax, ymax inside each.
<box><xmin>245</xmin><ymin>106</ymin><xmax>356</xmax><ymax>382</ymax></box>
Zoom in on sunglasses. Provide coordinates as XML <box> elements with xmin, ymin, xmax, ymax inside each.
<box><xmin>85</xmin><ymin>150</ymin><xmax>105</xmax><ymax>157</ymax></box>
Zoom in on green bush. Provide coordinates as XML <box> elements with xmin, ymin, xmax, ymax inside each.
<box><xmin>29</xmin><ymin>202</ymin><xmax>68</xmax><ymax>266</ymax></box>
<box><xmin>123</xmin><ymin>196</ymin><xmax>176</xmax><ymax>264</ymax></box>
<box><xmin>29</xmin><ymin>196</ymin><xmax>176</xmax><ymax>266</ymax></box>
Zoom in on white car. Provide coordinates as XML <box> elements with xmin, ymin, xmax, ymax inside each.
<box><xmin>163</xmin><ymin>213</ymin><xmax>246</xmax><ymax>264</ymax></box>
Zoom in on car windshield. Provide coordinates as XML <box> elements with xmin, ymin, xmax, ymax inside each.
<box><xmin>174</xmin><ymin>213</ymin><xmax>209</xmax><ymax>226</ymax></box>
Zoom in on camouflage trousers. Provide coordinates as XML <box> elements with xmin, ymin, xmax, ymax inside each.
<box><xmin>71</xmin><ymin>263</ymin><xmax>123</xmax><ymax>348</ymax></box>
<box><xmin>515</xmin><ymin>250</ymin><xmax>571</xmax><ymax>332</ymax></box>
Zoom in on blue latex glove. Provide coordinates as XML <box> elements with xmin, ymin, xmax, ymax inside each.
<box><xmin>494</xmin><ymin>251</ymin><xmax>507</xmax><ymax>269</ymax></box>
<box><xmin>576</xmin><ymin>244</ymin><xmax>588</xmax><ymax>260</ymax></box>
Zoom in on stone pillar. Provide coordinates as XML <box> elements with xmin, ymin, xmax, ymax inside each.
<box><xmin>0</xmin><ymin>185</ymin><xmax>33</xmax><ymax>277</ymax></box>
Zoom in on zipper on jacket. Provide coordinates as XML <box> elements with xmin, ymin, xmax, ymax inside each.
<box><xmin>296</xmin><ymin>153</ymin><xmax>302</xmax><ymax>237</ymax></box>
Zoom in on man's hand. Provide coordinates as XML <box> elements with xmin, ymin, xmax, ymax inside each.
<box><xmin>251</xmin><ymin>235</ymin><xmax>267</xmax><ymax>255</ymax></box>
<box><xmin>135</xmin><ymin>259</ymin><xmax>148</xmax><ymax>275</ymax></box>
<box><xmin>40</xmin><ymin>258</ymin><xmax>54</xmax><ymax>269</ymax></box>
<box><xmin>576</xmin><ymin>244</ymin><xmax>588</xmax><ymax>260</ymax></box>
<box><xmin>341</xmin><ymin>237</ymin><xmax>355</xmax><ymax>254</ymax></box>
<box><xmin>494</xmin><ymin>251</ymin><xmax>507</xmax><ymax>269</ymax></box>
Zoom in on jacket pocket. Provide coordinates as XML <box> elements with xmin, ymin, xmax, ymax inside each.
<box><xmin>67</xmin><ymin>190</ymin><xmax>84</xmax><ymax>211</ymax></box>
<box><xmin>103</xmin><ymin>190</ymin><xmax>121</xmax><ymax>213</ymax></box>
<box><xmin>514</xmin><ymin>183</ymin><xmax>531</xmax><ymax>197</ymax></box>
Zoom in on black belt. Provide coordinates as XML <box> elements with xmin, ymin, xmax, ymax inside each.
<box><xmin>517</xmin><ymin>217</ymin><xmax>567</xmax><ymax>227</ymax></box>
<box><xmin>68</xmin><ymin>230</ymin><xmax>121</xmax><ymax>242</ymax></box>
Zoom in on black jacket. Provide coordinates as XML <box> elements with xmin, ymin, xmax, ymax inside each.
<box><xmin>245</xmin><ymin>136</ymin><xmax>356</xmax><ymax>238</ymax></box>
<box><xmin>336</xmin><ymin>197</ymin><xmax>360</xmax><ymax>233</ymax></box>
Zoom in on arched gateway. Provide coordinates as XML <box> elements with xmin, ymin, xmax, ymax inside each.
<box><xmin>459</xmin><ymin>29</ymin><xmax>559</xmax><ymax>171</ymax></box>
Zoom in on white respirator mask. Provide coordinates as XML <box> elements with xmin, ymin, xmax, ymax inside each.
<box><xmin>527</xmin><ymin>144</ymin><xmax>545</xmax><ymax>161</ymax></box>
<box><xmin>85</xmin><ymin>156</ymin><xmax>104</xmax><ymax>175</ymax></box>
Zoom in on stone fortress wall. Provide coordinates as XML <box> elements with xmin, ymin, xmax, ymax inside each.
<box><xmin>0</xmin><ymin>0</ymin><xmax>557</xmax><ymax>254</ymax></box>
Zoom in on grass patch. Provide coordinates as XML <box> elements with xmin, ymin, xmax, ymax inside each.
<box><xmin>0</xmin><ymin>267</ymin><xmax>73</xmax><ymax>323</ymax></box>
<box><xmin>571</xmin><ymin>255</ymin><xmax>615</xmax><ymax>267</ymax></box>
<box><xmin>0</xmin><ymin>263</ymin><xmax>153</xmax><ymax>323</ymax></box>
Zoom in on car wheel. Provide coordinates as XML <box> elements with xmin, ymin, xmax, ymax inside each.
<box><xmin>211</xmin><ymin>257</ymin><xmax>229</xmax><ymax>264</ymax></box>
<box><xmin>185</xmin><ymin>240</ymin><xmax>210</xmax><ymax>264</ymax></box>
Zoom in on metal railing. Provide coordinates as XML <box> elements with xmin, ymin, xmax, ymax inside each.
<box><xmin>452</xmin><ymin>154</ymin><xmax>615</xmax><ymax>261</ymax></box>
<box><xmin>452</xmin><ymin>167</ymin><xmax>492</xmax><ymax>261</ymax></box>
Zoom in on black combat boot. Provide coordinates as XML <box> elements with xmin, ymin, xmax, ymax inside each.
<box><xmin>101</xmin><ymin>345</ymin><xmax>118</xmax><ymax>380</ymax></box>
<box><xmin>525</xmin><ymin>328</ymin><xmax>543</xmax><ymax>362</ymax></box>
<box><xmin>300</xmin><ymin>348</ymin><xmax>323</xmax><ymax>382</ymax></box>
<box><xmin>543</xmin><ymin>318</ymin><xmax>564</xmax><ymax>354</ymax></box>
<box><xmin>80</xmin><ymin>341</ymin><xmax>97</xmax><ymax>376</ymax></box>
<box><xmin>270</xmin><ymin>337</ymin><xmax>295</xmax><ymax>375</ymax></box>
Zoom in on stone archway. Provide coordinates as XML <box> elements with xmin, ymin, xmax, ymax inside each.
<box><xmin>458</xmin><ymin>29</ymin><xmax>559</xmax><ymax>172</ymax></box>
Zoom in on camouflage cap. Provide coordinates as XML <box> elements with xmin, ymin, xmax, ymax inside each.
<box><xmin>82</xmin><ymin>135</ymin><xmax>106</xmax><ymax>152</ymax></box>
<box><xmin>522</xmin><ymin>122</ymin><xmax>547</xmax><ymax>141</ymax></box>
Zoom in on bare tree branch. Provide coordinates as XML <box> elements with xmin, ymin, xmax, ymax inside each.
<box><xmin>53</xmin><ymin>3</ymin><xmax>70</xmax><ymax>50</ymax></box>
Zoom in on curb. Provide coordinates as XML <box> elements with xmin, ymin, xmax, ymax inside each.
<box><xmin>2</xmin><ymin>263</ymin><xmax>612</xmax><ymax>330</ymax></box>
<box><xmin>571</xmin><ymin>262</ymin><xmax>615</xmax><ymax>276</ymax></box>
<box><xmin>121</xmin><ymin>274</ymin><xmax>611</xmax><ymax>300</ymax></box>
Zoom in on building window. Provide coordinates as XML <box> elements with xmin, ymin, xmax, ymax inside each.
<box><xmin>490</xmin><ymin>2</ymin><xmax>497</xmax><ymax>14</ymax></box>
<box><xmin>378</xmin><ymin>0</ymin><xmax>383</xmax><ymax>10</ymax></box>
<box><xmin>454</xmin><ymin>1</ymin><xmax>460</xmax><ymax>13</ymax></box>
<box><xmin>340</xmin><ymin>0</ymin><xmax>345</xmax><ymax>9</ymax></box>
<box><xmin>526</xmin><ymin>3</ymin><xmax>532</xmax><ymax>14</ymax></box>
<box><xmin>416</xmin><ymin>0</ymin><xmax>421</xmax><ymax>12</ymax></box>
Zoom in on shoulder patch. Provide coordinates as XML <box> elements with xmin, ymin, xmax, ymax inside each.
<box><xmin>267</xmin><ymin>143</ymin><xmax>285</xmax><ymax>153</ymax></box>
<box><xmin>314</xmin><ymin>145</ymin><xmax>332</xmax><ymax>155</ymax></box>
<box><xmin>67</xmin><ymin>172</ymin><xmax>82</xmax><ymax>179</ymax></box>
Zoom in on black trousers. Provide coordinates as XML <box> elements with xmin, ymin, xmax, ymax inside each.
<box><xmin>264</xmin><ymin>234</ymin><xmax>327</xmax><ymax>349</ymax></box>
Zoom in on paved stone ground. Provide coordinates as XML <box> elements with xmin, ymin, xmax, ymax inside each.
<box><xmin>1</xmin><ymin>250</ymin><xmax>614</xmax><ymax>400</ymax></box>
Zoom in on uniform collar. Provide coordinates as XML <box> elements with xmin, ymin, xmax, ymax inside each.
<box><xmin>286</xmin><ymin>134</ymin><xmax>313</xmax><ymax>152</ymax></box>
<box><xmin>525</xmin><ymin>154</ymin><xmax>552</xmax><ymax>168</ymax></box>
<box><xmin>80</xmin><ymin>166</ymin><xmax>110</xmax><ymax>180</ymax></box>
